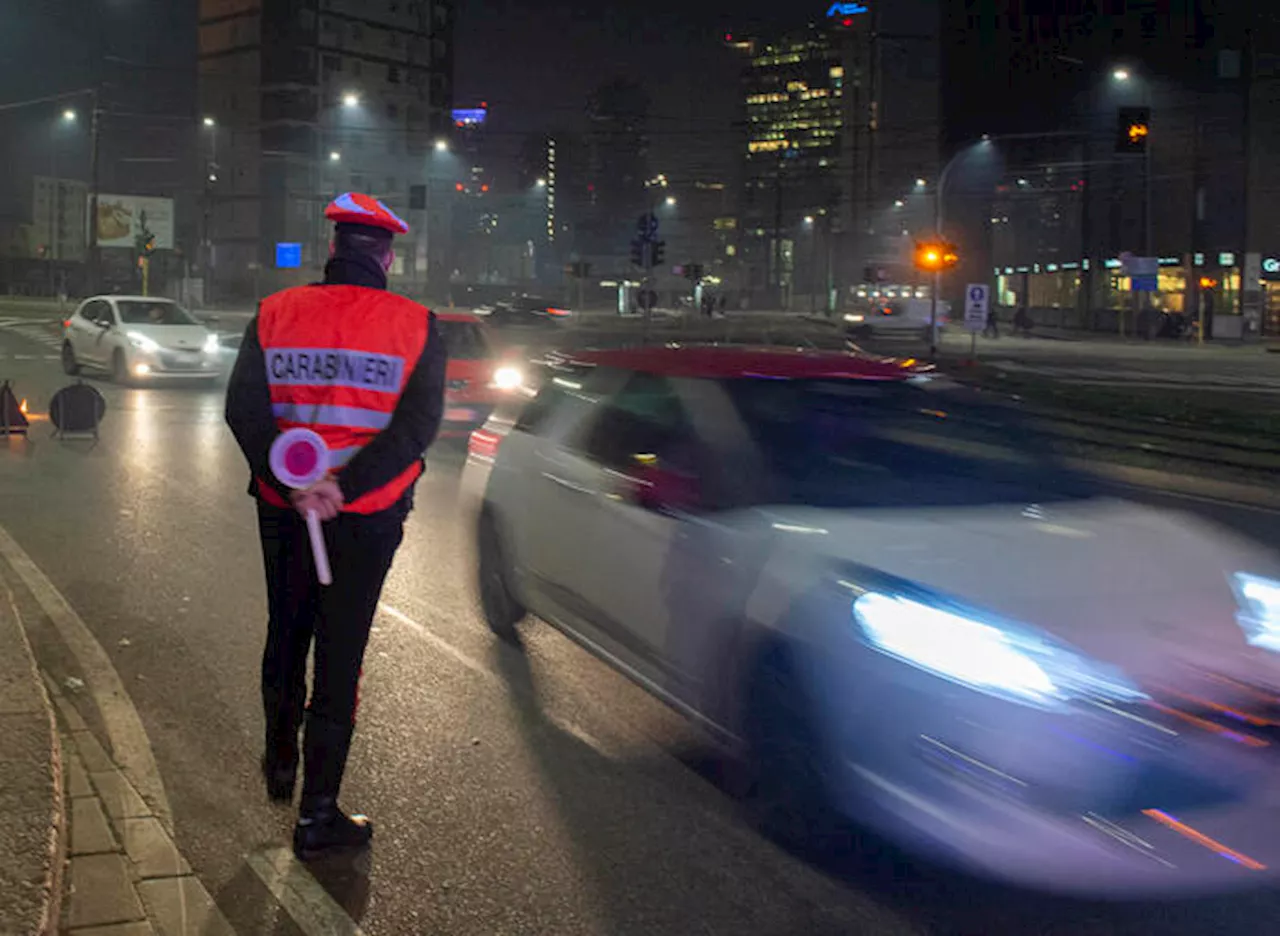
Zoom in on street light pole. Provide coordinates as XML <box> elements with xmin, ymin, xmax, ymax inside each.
<box><xmin>929</xmin><ymin>148</ymin><xmax>967</xmax><ymax>358</ymax></box>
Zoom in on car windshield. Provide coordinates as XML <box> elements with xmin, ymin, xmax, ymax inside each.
<box><xmin>435</xmin><ymin>319</ymin><xmax>490</xmax><ymax>360</ymax></box>
<box><xmin>722</xmin><ymin>378</ymin><xmax>1098</xmax><ymax>509</ymax></box>
<box><xmin>116</xmin><ymin>301</ymin><xmax>199</xmax><ymax>327</ymax></box>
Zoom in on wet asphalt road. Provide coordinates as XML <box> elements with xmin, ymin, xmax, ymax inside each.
<box><xmin>3</xmin><ymin>321</ymin><xmax>1280</xmax><ymax>934</ymax></box>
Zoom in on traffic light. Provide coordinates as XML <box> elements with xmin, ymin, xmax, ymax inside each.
<box><xmin>630</xmin><ymin>239</ymin><xmax>645</xmax><ymax>266</ymax></box>
<box><xmin>652</xmin><ymin>240</ymin><xmax>665</xmax><ymax>267</ymax></box>
<box><xmin>913</xmin><ymin>240</ymin><xmax>958</xmax><ymax>272</ymax></box>
<box><xmin>1116</xmin><ymin>107</ymin><xmax>1150</xmax><ymax>154</ymax></box>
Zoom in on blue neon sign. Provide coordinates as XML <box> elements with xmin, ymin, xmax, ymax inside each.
<box><xmin>826</xmin><ymin>2</ymin><xmax>869</xmax><ymax>16</ymax></box>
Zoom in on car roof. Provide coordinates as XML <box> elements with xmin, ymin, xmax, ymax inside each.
<box><xmin>564</xmin><ymin>344</ymin><xmax>927</xmax><ymax>381</ymax></box>
<box><xmin>89</xmin><ymin>295</ymin><xmax>175</xmax><ymax>303</ymax></box>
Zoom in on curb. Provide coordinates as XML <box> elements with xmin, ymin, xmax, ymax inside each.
<box><xmin>0</xmin><ymin>585</ymin><xmax>65</xmax><ymax>936</ymax></box>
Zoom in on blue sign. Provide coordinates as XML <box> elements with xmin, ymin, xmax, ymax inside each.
<box><xmin>826</xmin><ymin>2</ymin><xmax>869</xmax><ymax>16</ymax></box>
<box><xmin>452</xmin><ymin>108</ymin><xmax>487</xmax><ymax>127</ymax></box>
<box><xmin>275</xmin><ymin>242</ymin><xmax>302</xmax><ymax>269</ymax></box>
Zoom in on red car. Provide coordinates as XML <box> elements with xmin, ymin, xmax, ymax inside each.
<box><xmin>435</xmin><ymin>311</ymin><xmax>524</xmax><ymax>438</ymax></box>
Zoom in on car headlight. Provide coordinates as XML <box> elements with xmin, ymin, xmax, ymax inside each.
<box><xmin>1232</xmin><ymin>573</ymin><xmax>1280</xmax><ymax>652</ymax></box>
<box><xmin>843</xmin><ymin>313</ymin><xmax>866</xmax><ymax>323</ymax></box>
<box><xmin>853</xmin><ymin>590</ymin><xmax>1145</xmax><ymax>709</ymax></box>
<box><xmin>492</xmin><ymin>365</ymin><xmax>523</xmax><ymax>390</ymax></box>
<box><xmin>127</xmin><ymin>332</ymin><xmax>160</xmax><ymax>353</ymax></box>
<box><xmin>203</xmin><ymin>334</ymin><xmax>220</xmax><ymax>355</ymax></box>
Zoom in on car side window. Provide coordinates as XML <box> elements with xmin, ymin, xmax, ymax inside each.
<box><xmin>575</xmin><ymin>374</ymin><xmax>696</xmax><ymax>475</ymax></box>
<box><xmin>78</xmin><ymin>302</ymin><xmax>99</xmax><ymax>324</ymax></box>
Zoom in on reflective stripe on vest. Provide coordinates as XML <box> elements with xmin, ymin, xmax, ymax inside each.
<box><xmin>256</xmin><ymin>284</ymin><xmax>430</xmax><ymax>514</ymax></box>
<box><xmin>271</xmin><ymin>402</ymin><xmax>392</xmax><ymax>431</ymax></box>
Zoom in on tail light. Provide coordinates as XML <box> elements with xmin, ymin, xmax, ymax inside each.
<box><xmin>468</xmin><ymin>427</ymin><xmax>502</xmax><ymax>462</ymax></box>
<box><xmin>62</xmin><ymin>319</ymin><xmax>71</xmax><ymax>328</ymax></box>
<box><xmin>546</xmin><ymin>307</ymin><xmax>571</xmax><ymax>317</ymax></box>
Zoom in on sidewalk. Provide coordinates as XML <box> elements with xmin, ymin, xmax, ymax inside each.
<box><xmin>0</xmin><ymin>581</ymin><xmax>62</xmax><ymax>936</ymax></box>
<box><xmin>45</xmin><ymin>675</ymin><xmax>235</xmax><ymax>936</ymax></box>
<box><xmin>1</xmin><ymin>557</ymin><xmax>233</xmax><ymax>936</ymax></box>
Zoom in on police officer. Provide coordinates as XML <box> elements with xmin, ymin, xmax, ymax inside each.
<box><xmin>226</xmin><ymin>193</ymin><xmax>446</xmax><ymax>859</ymax></box>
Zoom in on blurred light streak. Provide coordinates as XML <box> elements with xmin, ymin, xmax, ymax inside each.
<box><xmin>1142</xmin><ymin>809</ymin><xmax>1267</xmax><ymax>871</ymax></box>
<box><xmin>1148</xmin><ymin>702</ymin><xmax>1269</xmax><ymax>748</ymax></box>
<box><xmin>1154</xmin><ymin>687</ymin><xmax>1278</xmax><ymax>728</ymax></box>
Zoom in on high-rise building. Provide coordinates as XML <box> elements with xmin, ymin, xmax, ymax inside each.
<box><xmin>198</xmin><ymin>0</ymin><xmax>454</xmax><ymax>301</ymax></box>
<box><xmin>731</xmin><ymin>2</ymin><xmax>941</xmax><ymax>307</ymax></box>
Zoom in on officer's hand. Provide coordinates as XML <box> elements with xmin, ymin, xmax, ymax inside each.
<box><xmin>291</xmin><ymin>480</ymin><xmax>344</xmax><ymax>522</ymax></box>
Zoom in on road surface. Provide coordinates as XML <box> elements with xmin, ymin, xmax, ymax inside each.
<box><xmin>2</xmin><ymin>310</ymin><xmax>1280</xmax><ymax>934</ymax></box>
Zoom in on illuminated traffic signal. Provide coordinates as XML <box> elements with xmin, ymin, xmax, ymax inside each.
<box><xmin>1116</xmin><ymin>107</ymin><xmax>1150</xmax><ymax>154</ymax></box>
<box><xmin>914</xmin><ymin>240</ymin><xmax>958</xmax><ymax>272</ymax></box>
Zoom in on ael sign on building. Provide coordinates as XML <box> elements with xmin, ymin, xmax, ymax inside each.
<box><xmin>826</xmin><ymin>2</ymin><xmax>870</xmax><ymax>15</ymax></box>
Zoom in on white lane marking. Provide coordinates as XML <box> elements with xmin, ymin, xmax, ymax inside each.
<box><xmin>0</xmin><ymin>521</ymin><xmax>173</xmax><ymax>831</ymax></box>
<box><xmin>376</xmin><ymin>601</ymin><xmax>493</xmax><ymax>681</ymax></box>
<box><xmin>247</xmin><ymin>847</ymin><xmax>367</xmax><ymax>936</ymax></box>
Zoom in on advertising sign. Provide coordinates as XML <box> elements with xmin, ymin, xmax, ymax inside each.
<box><xmin>92</xmin><ymin>194</ymin><xmax>175</xmax><ymax>250</ymax></box>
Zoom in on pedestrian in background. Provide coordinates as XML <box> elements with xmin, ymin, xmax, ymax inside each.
<box><xmin>226</xmin><ymin>192</ymin><xmax>446</xmax><ymax>860</ymax></box>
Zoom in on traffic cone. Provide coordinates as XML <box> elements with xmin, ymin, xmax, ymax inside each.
<box><xmin>0</xmin><ymin>381</ymin><xmax>29</xmax><ymax>435</ymax></box>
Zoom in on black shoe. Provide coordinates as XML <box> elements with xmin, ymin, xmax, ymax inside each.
<box><xmin>261</xmin><ymin>755</ymin><xmax>297</xmax><ymax>803</ymax></box>
<box><xmin>292</xmin><ymin>802</ymin><xmax>374</xmax><ymax>860</ymax></box>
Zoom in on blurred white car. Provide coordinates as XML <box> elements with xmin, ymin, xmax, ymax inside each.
<box><xmin>465</xmin><ymin>344</ymin><xmax>1280</xmax><ymax>895</ymax></box>
<box><xmin>62</xmin><ymin>296</ymin><xmax>222</xmax><ymax>384</ymax></box>
<box><xmin>844</xmin><ymin>297</ymin><xmax>950</xmax><ymax>338</ymax></box>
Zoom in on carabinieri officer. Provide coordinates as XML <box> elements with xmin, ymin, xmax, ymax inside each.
<box><xmin>226</xmin><ymin>192</ymin><xmax>446</xmax><ymax>859</ymax></box>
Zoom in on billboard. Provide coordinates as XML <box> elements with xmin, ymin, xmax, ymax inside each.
<box><xmin>92</xmin><ymin>194</ymin><xmax>175</xmax><ymax>250</ymax></box>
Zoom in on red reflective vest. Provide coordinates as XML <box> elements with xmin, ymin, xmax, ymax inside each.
<box><xmin>255</xmin><ymin>285</ymin><xmax>431</xmax><ymax>514</ymax></box>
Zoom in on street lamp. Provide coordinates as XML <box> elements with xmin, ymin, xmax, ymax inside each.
<box><xmin>803</xmin><ymin>215</ymin><xmax>815</xmax><ymax>225</ymax></box>
<box><xmin>62</xmin><ymin>109</ymin><xmax>77</xmax><ymax>123</ymax></box>
<box><xmin>342</xmin><ymin>92</ymin><xmax>360</xmax><ymax>109</ymax></box>
<box><xmin>915</xmin><ymin>177</ymin><xmax>926</xmax><ymax>188</ymax></box>
<box><xmin>434</xmin><ymin>138</ymin><xmax>449</xmax><ymax>153</ymax></box>
<box><xmin>535</xmin><ymin>178</ymin><xmax>547</xmax><ymax>187</ymax></box>
<box><xmin>202</xmin><ymin>115</ymin><xmax>216</xmax><ymax>128</ymax></box>
<box><xmin>1112</xmin><ymin>67</ymin><xmax>1131</xmax><ymax>82</ymax></box>
<box><xmin>329</xmin><ymin>150</ymin><xmax>341</xmax><ymax>162</ymax></box>
<box><xmin>664</xmin><ymin>195</ymin><xmax>676</xmax><ymax>207</ymax></box>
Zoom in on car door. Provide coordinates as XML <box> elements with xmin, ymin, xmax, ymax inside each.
<box><xmin>78</xmin><ymin>300</ymin><xmax>113</xmax><ymax>366</ymax></box>
<box><xmin>67</xmin><ymin>300</ymin><xmax>96</xmax><ymax>359</ymax></box>
<box><xmin>551</xmin><ymin>373</ymin><xmax>704</xmax><ymax>693</ymax></box>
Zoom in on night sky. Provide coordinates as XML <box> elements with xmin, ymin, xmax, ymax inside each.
<box><xmin>452</xmin><ymin>0</ymin><xmax>816</xmax><ymax>180</ymax></box>
<box><xmin>0</xmin><ymin>0</ymin><xmax>828</xmax><ymax>211</ymax></box>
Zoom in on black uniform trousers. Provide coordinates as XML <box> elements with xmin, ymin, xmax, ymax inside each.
<box><xmin>258</xmin><ymin>501</ymin><xmax>405</xmax><ymax>804</ymax></box>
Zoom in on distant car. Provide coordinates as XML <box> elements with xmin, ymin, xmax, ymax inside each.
<box><xmin>436</xmin><ymin>312</ymin><xmax>526</xmax><ymax>438</ymax></box>
<box><xmin>62</xmin><ymin>296</ymin><xmax>222</xmax><ymax>384</ymax></box>
<box><xmin>465</xmin><ymin>343</ymin><xmax>1280</xmax><ymax>896</ymax></box>
<box><xmin>473</xmin><ymin>295</ymin><xmax>572</xmax><ymax>327</ymax></box>
<box><xmin>844</xmin><ymin>297</ymin><xmax>950</xmax><ymax>339</ymax></box>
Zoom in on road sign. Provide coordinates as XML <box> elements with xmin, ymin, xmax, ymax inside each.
<box><xmin>636</xmin><ymin>213</ymin><xmax>659</xmax><ymax>240</ymax></box>
<box><xmin>276</xmin><ymin>242</ymin><xmax>302</xmax><ymax>269</ymax></box>
<box><xmin>964</xmin><ymin>283</ymin><xmax>990</xmax><ymax>331</ymax></box>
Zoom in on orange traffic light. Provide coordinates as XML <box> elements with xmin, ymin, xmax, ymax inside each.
<box><xmin>914</xmin><ymin>240</ymin><xmax>959</xmax><ymax>272</ymax></box>
<box><xmin>1128</xmin><ymin>122</ymin><xmax>1149</xmax><ymax>144</ymax></box>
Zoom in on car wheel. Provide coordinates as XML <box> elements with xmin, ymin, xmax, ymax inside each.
<box><xmin>61</xmin><ymin>342</ymin><xmax>80</xmax><ymax>375</ymax></box>
<box><xmin>111</xmin><ymin>349</ymin><xmax>130</xmax><ymax>386</ymax></box>
<box><xmin>743</xmin><ymin>645</ymin><xmax>841</xmax><ymax>848</ymax></box>
<box><xmin>477</xmin><ymin>507</ymin><xmax>525</xmax><ymax>642</ymax></box>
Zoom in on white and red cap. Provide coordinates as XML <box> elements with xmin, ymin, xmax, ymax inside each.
<box><xmin>324</xmin><ymin>192</ymin><xmax>410</xmax><ymax>235</ymax></box>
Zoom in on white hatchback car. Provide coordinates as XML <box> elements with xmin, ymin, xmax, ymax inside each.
<box><xmin>62</xmin><ymin>296</ymin><xmax>222</xmax><ymax>384</ymax></box>
<box><xmin>465</xmin><ymin>344</ymin><xmax>1280</xmax><ymax>895</ymax></box>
